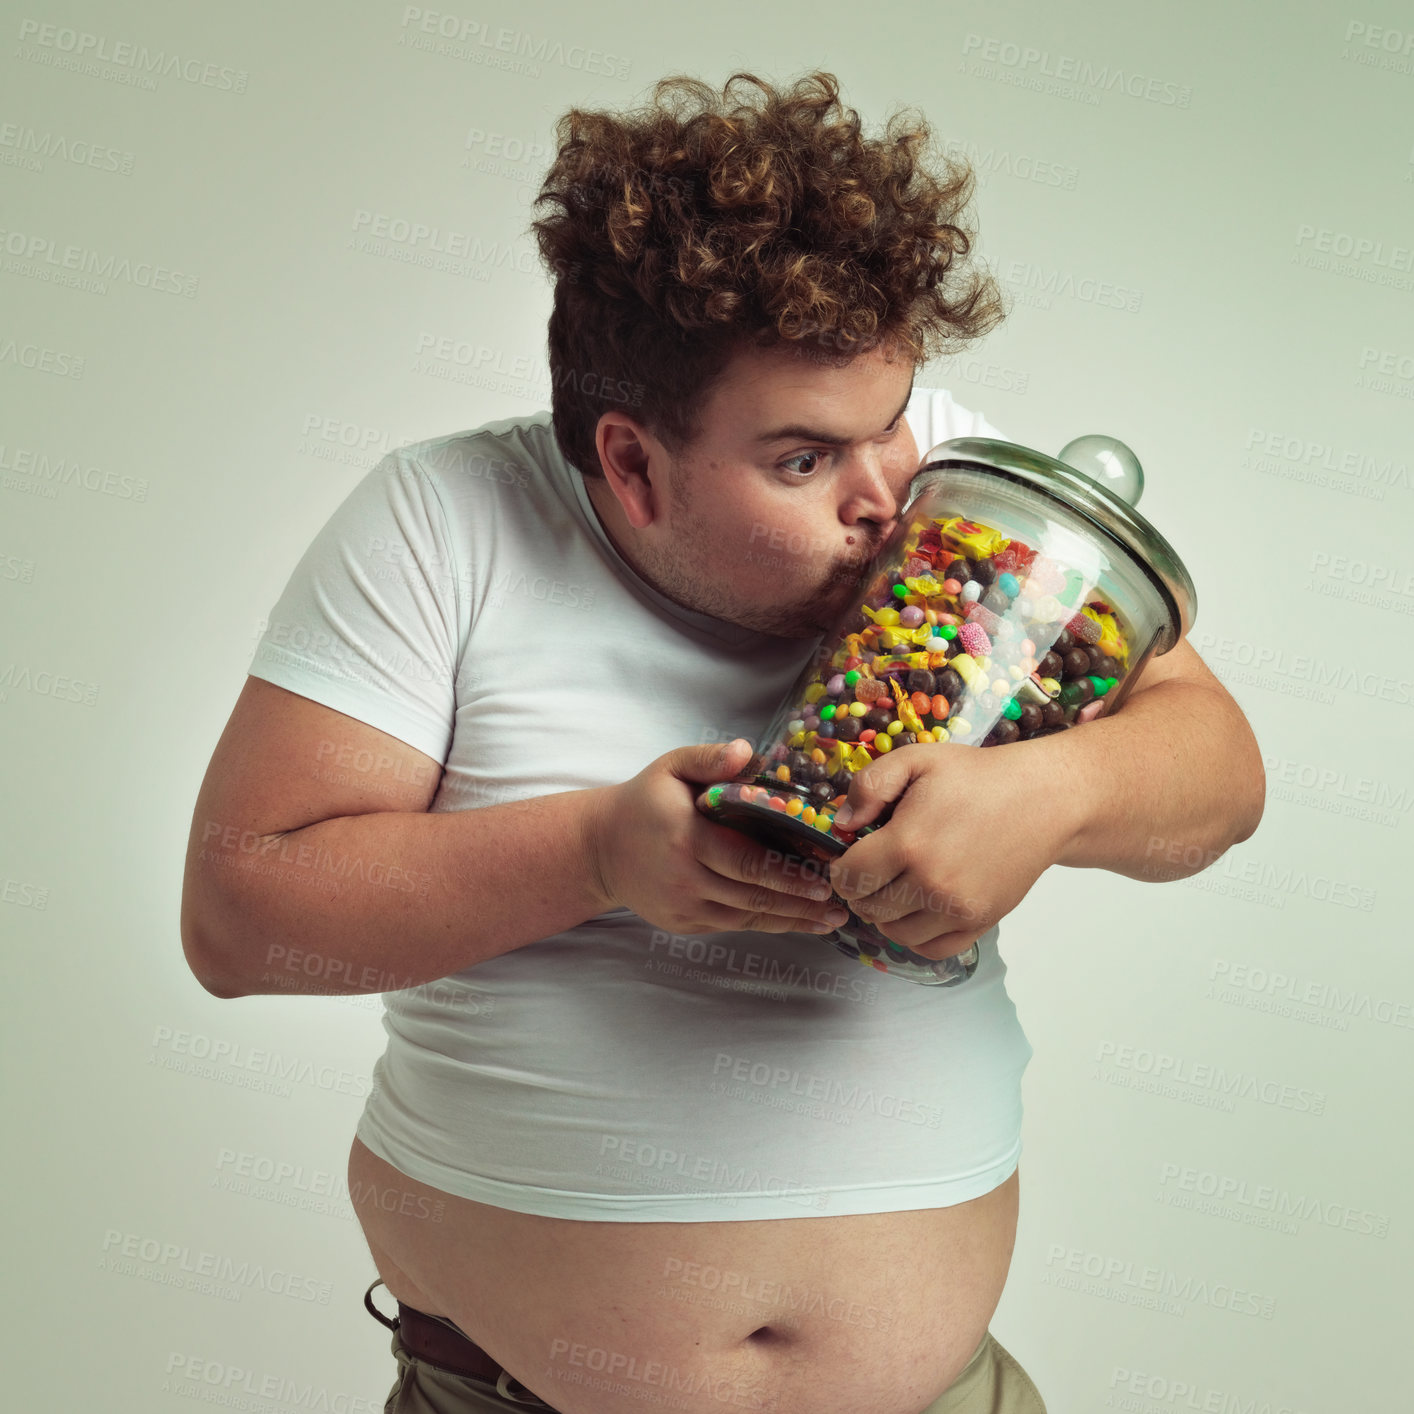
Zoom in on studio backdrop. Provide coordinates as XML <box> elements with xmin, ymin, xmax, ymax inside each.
<box><xmin>4</xmin><ymin>1</ymin><xmax>1410</xmax><ymax>1409</ymax></box>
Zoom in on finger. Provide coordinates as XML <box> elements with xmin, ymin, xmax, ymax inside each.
<box><xmin>831</xmin><ymin>749</ymin><xmax>923</xmax><ymax>831</ymax></box>
<box><xmin>892</xmin><ymin>924</ymin><xmax>981</xmax><ymax>960</ymax></box>
<box><xmin>693</xmin><ymin>866</ymin><xmax>848</xmax><ymax>933</ymax></box>
<box><xmin>827</xmin><ymin>839</ymin><xmax>905</xmax><ymax>908</ymax></box>
<box><xmin>696</xmin><ymin>820</ymin><xmax>833</xmax><ymax>901</ymax></box>
<box><xmin>858</xmin><ymin>889</ymin><xmax>988</xmax><ymax>953</ymax></box>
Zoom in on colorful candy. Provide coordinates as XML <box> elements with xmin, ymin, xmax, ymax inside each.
<box><xmin>711</xmin><ymin>510</ymin><xmax>1137</xmax><ymax>844</ymax></box>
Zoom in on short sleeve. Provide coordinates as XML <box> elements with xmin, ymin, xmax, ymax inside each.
<box><xmin>247</xmin><ymin>453</ymin><xmax>461</xmax><ymax>763</ymax></box>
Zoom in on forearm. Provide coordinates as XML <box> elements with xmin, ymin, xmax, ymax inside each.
<box><xmin>186</xmin><ymin>787</ymin><xmax>613</xmax><ymax>998</ymax></box>
<box><xmin>1041</xmin><ymin>679</ymin><xmax>1265</xmax><ymax>880</ymax></box>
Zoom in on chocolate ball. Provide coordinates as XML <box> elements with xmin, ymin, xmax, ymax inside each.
<box><xmin>810</xmin><ymin>781</ymin><xmax>836</xmax><ymax>803</ymax></box>
<box><xmin>1053</xmin><ymin>628</ymin><xmax>1075</xmax><ymax>652</ymax></box>
<box><xmin>1094</xmin><ymin>655</ymin><xmax>1120</xmax><ymax>680</ymax></box>
<box><xmin>1063</xmin><ymin>648</ymin><xmax>1092</xmax><ymax>680</ymax></box>
<box><xmin>936</xmin><ymin>668</ymin><xmax>965</xmax><ymax>702</ymax></box>
<box><xmin>864</xmin><ymin>706</ymin><xmax>894</xmax><ymax>732</ymax></box>
<box><xmin>972</xmin><ymin>558</ymin><xmax>997</xmax><ymax>586</ymax></box>
<box><xmin>1038</xmin><ymin>650</ymin><xmax>1064</xmax><ymax>679</ymax></box>
<box><xmin>1085</xmin><ymin>644</ymin><xmax>1106</xmax><ymax>672</ymax></box>
<box><xmin>981</xmin><ymin>585</ymin><xmax>1011</xmax><ymax>614</ymax></box>
<box><xmin>1041</xmin><ymin>700</ymin><xmax>1066</xmax><ymax>727</ymax></box>
<box><xmin>833</xmin><ymin>716</ymin><xmax>861</xmax><ymax>742</ymax></box>
<box><xmin>905</xmin><ymin>668</ymin><xmax>936</xmax><ymax>695</ymax></box>
<box><xmin>1018</xmin><ymin>703</ymin><xmax>1043</xmax><ymax>733</ymax></box>
<box><xmin>984</xmin><ymin>719</ymin><xmax>1021</xmax><ymax>746</ymax></box>
<box><xmin>944</xmin><ymin>558</ymin><xmax>970</xmax><ymax>583</ymax></box>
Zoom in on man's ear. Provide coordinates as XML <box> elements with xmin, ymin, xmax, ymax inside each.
<box><xmin>595</xmin><ymin>412</ymin><xmax>662</xmax><ymax>530</ymax></box>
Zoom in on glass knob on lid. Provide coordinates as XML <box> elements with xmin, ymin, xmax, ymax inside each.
<box><xmin>1057</xmin><ymin>435</ymin><xmax>1145</xmax><ymax>508</ymax></box>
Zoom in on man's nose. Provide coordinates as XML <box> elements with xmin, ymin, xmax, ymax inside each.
<box><xmin>843</xmin><ymin>448</ymin><xmax>905</xmax><ymax>529</ymax></box>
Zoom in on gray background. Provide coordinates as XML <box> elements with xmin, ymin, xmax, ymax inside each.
<box><xmin>3</xmin><ymin>0</ymin><xmax>1411</xmax><ymax>1408</ymax></box>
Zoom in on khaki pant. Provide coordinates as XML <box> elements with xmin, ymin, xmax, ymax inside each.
<box><xmin>368</xmin><ymin>1281</ymin><xmax>1047</xmax><ymax>1414</ymax></box>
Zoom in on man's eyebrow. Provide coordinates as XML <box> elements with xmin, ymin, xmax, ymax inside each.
<box><xmin>753</xmin><ymin>379</ymin><xmax>915</xmax><ymax>446</ymax></box>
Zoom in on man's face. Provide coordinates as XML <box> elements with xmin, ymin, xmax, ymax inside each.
<box><xmin>589</xmin><ymin>342</ymin><xmax>921</xmax><ymax>639</ymax></box>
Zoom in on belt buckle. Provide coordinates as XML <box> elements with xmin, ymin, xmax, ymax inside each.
<box><xmin>495</xmin><ymin>1368</ymin><xmax>553</xmax><ymax>1407</ymax></box>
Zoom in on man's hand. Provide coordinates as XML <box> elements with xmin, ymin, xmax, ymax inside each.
<box><xmin>826</xmin><ymin>741</ymin><xmax>1069</xmax><ymax>959</ymax></box>
<box><xmin>588</xmin><ymin>738</ymin><xmax>851</xmax><ymax>937</ymax></box>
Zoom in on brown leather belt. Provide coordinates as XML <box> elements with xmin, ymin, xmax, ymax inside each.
<box><xmin>395</xmin><ymin>1301</ymin><xmax>505</xmax><ymax>1382</ymax></box>
<box><xmin>365</xmin><ymin>1279</ymin><xmax>555</xmax><ymax>1405</ymax></box>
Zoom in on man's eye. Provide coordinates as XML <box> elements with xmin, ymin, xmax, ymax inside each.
<box><xmin>780</xmin><ymin>450</ymin><xmax>827</xmax><ymax>477</ymax></box>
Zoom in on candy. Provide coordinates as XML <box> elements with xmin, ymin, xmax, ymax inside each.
<box><xmin>950</xmin><ymin>653</ymin><xmax>984</xmax><ymax>687</ymax></box>
<box><xmin>1068</xmin><ymin>612</ymin><xmax>1102</xmax><ymax>645</ymax></box>
<box><xmin>714</xmin><ymin>506</ymin><xmax>1140</xmax><ymax>870</ymax></box>
<box><xmin>957</xmin><ymin>622</ymin><xmax>992</xmax><ymax>657</ymax></box>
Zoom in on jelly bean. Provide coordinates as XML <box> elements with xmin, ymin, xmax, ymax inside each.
<box><xmin>774</xmin><ymin>764</ymin><xmax>791</xmax><ymax>782</ymax></box>
<box><xmin>849</xmin><ymin>700</ymin><xmax>867</xmax><ymax>716</ymax></box>
<box><xmin>785</xmin><ymin>798</ymin><xmax>804</xmax><ymax>817</ymax></box>
<box><xmin>804</xmin><ymin>683</ymin><xmax>826</xmax><ymax>703</ymax></box>
<box><xmin>910</xmin><ymin>690</ymin><xmax>932</xmax><ymax>715</ymax></box>
<box><xmin>860</xmin><ymin>729</ymin><xmax>876</xmax><ymax>744</ymax></box>
<box><xmin>802</xmin><ymin>806</ymin><xmax>817</xmax><ymax>825</ymax></box>
<box><xmin>961</xmin><ymin>580</ymin><xmax>982</xmax><ymax>603</ymax></box>
<box><xmin>899</xmin><ymin>605</ymin><xmax>925</xmax><ymax>628</ymax></box>
<box><xmin>887</xmin><ymin>720</ymin><xmax>903</xmax><ymax>735</ymax></box>
<box><xmin>820</xmin><ymin>704</ymin><xmax>836</xmax><ymax>720</ymax></box>
<box><xmin>931</xmin><ymin>694</ymin><xmax>949</xmax><ymax>719</ymax></box>
<box><xmin>844</xmin><ymin>669</ymin><xmax>861</xmax><ymax>685</ymax></box>
<box><xmin>924</xmin><ymin>637</ymin><xmax>948</xmax><ymax>653</ymax></box>
<box><xmin>1003</xmin><ymin>698</ymin><xmax>1021</xmax><ymax>720</ymax></box>
<box><xmin>810</xmin><ymin>748</ymin><xmax>827</xmax><ymax>764</ymax></box>
<box><xmin>875</xmin><ymin>734</ymin><xmax>893</xmax><ymax>752</ymax></box>
<box><xmin>767</xmin><ymin>795</ymin><xmax>788</xmax><ymax>811</ymax></box>
<box><xmin>826</xmin><ymin>673</ymin><xmax>847</xmax><ymax>695</ymax></box>
<box><xmin>942</xmin><ymin>578</ymin><xmax>963</xmax><ymax>595</ymax></box>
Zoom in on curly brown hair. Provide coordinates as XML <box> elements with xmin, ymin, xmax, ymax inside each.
<box><xmin>529</xmin><ymin>70</ymin><xmax>1004</xmax><ymax>480</ymax></box>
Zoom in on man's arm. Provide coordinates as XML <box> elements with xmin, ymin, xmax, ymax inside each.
<box><xmin>1046</xmin><ymin>635</ymin><xmax>1265</xmax><ymax>880</ymax></box>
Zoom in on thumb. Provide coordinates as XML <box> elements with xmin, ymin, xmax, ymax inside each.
<box><xmin>671</xmin><ymin>738</ymin><xmax>751</xmax><ymax>783</ymax></box>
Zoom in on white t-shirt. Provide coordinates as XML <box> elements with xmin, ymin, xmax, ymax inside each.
<box><xmin>247</xmin><ymin>385</ymin><xmax>1034</xmax><ymax>1220</ymax></box>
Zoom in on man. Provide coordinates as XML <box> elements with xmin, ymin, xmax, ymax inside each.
<box><xmin>181</xmin><ymin>72</ymin><xmax>1263</xmax><ymax>1414</ymax></box>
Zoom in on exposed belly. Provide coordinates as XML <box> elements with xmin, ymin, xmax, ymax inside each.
<box><xmin>349</xmin><ymin>1135</ymin><xmax>1019</xmax><ymax>1414</ymax></box>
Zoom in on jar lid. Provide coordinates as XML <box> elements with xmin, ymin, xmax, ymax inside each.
<box><xmin>912</xmin><ymin>436</ymin><xmax>1197</xmax><ymax>652</ymax></box>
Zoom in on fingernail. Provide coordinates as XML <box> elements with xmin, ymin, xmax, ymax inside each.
<box><xmin>833</xmin><ymin>805</ymin><xmax>854</xmax><ymax>827</ymax></box>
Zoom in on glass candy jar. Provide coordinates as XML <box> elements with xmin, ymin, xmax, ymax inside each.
<box><xmin>696</xmin><ymin>434</ymin><xmax>1196</xmax><ymax>986</ymax></box>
